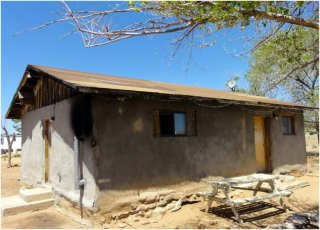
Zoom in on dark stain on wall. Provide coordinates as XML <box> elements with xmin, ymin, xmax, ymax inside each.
<box><xmin>71</xmin><ymin>95</ymin><xmax>93</xmax><ymax>138</ymax></box>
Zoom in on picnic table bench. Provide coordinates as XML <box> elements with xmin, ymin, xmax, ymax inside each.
<box><xmin>199</xmin><ymin>173</ymin><xmax>292</xmax><ymax>224</ymax></box>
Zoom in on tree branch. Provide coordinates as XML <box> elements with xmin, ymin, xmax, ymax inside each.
<box><xmin>244</xmin><ymin>10</ymin><xmax>319</xmax><ymax>30</ymax></box>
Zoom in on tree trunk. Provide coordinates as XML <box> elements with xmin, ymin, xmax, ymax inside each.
<box><xmin>2</xmin><ymin>126</ymin><xmax>15</xmax><ymax>168</ymax></box>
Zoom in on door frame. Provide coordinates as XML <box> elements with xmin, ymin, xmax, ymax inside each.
<box><xmin>43</xmin><ymin>118</ymin><xmax>51</xmax><ymax>183</ymax></box>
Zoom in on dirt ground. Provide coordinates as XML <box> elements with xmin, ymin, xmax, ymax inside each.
<box><xmin>1</xmin><ymin>157</ymin><xmax>21</xmax><ymax>197</ymax></box>
<box><xmin>305</xmin><ymin>133</ymin><xmax>318</xmax><ymax>153</ymax></box>
<box><xmin>1</xmin><ymin>156</ymin><xmax>87</xmax><ymax>229</ymax></box>
<box><xmin>1</xmin><ymin>135</ymin><xmax>319</xmax><ymax>229</ymax></box>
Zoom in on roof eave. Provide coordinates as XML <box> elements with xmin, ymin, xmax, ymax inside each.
<box><xmin>76</xmin><ymin>86</ymin><xmax>315</xmax><ymax>110</ymax></box>
<box><xmin>6</xmin><ymin>65</ymin><xmax>78</xmax><ymax>119</ymax></box>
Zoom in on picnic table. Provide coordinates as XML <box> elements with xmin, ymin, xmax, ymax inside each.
<box><xmin>200</xmin><ymin>173</ymin><xmax>292</xmax><ymax>223</ymax></box>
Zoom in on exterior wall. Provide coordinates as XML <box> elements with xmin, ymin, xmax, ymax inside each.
<box><xmin>20</xmin><ymin>94</ymin><xmax>307</xmax><ymax>224</ymax></box>
<box><xmin>269</xmin><ymin>110</ymin><xmax>307</xmax><ymax>169</ymax></box>
<box><xmin>91</xmin><ymin>95</ymin><xmax>257</xmax><ymax>191</ymax></box>
<box><xmin>21</xmin><ymin>98</ymin><xmax>97</xmax><ymax>209</ymax></box>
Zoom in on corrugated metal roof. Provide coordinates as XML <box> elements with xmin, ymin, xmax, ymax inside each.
<box><xmin>29</xmin><ymin>65</ymin><xmax>311</xmax><ymax>108</ymax></box>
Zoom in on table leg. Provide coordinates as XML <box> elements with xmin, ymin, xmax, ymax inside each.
<box><xmin>230</xmin><ymin>205</ymin><xmax>243</xmax><ymax>224</ymax></box>
<box><xmin>222</xmin><ymin>186</ymin><xmax>243</xmax><ymax>224</ymax></box>
<box><xmin>267</xmin><ymin>180</ymin><xmax>288</xmax><ymax>212</ymax></box>
<box><xmin>206</xmin><ymin>197</ymin><xmax>214</xmax><ymax>213</ymax></box>
<box><xmin>206</xmin><ymin>186</ymin><xmax>218</xmax><ymax>212</ymax></box>
<box><xmin>268</xmin><ymin>179</ymin><xmax>277</xmax><ymax>192</ymax></box>
<box><xmin>279</xmin><ymin>197</ymin><xmax>288</xmax><ymax>212</ymax></box>
<box><xmin>253</xmin><ymin>181</ymin><xmax>263</xmax><ymax>196</ymax></box>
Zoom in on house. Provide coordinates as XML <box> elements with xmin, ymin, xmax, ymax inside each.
<box><xmin>0</xmin><ymin>134</ymin><xmax>22</xmax><ymax>154</ymax></box>
<box><xmin>6</xmin><ymin>64</ymin><xmax>312</xmax><ymax>226</ymax></box>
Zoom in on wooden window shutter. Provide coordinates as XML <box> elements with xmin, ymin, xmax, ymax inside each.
<box><xmin>187</xmin><ymin>111</ymin><xmax>197</xmax><ymax>136</ymax></box>
<box><xmin>153</xmin><ymin>110</ymin><xmax>160</xmax><ymax>137</ymax></box>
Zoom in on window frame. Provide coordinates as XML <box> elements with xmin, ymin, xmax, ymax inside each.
<box><xmin>159</xmin><ymin>110</ymin><xmax>187</xmax><ymax>137</ymax></box>
<box><xmin>282</xmin><ymin>116</ymin><xmax>295</xmax><ymax>135</ymax></box>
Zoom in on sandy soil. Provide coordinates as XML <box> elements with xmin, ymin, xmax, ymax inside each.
<box><xmin>305</xmin><ymin>133</ymin><xmax>318</xmax><ymax>153</ymax></box>
<box><xmin>1</xmin><ymin>157</ymin><xmax>21</xmax><ymax>197</ymax></box>
<box><xmin>1</xmin><ymin>134</ymin><xmax>318</xmax><ymax>229</ymax></box>
<box><xmin>1</xmin><ymin>156</ymin><xmax>88</xmax><ymax>229</ymax></box>
<box><xmin>1</xmin><ymin>207</ymin><xmax>88</xmax><ymax>229</ymax></box>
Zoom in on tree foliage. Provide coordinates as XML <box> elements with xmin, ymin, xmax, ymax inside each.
<box><xmin>12</xmin><ymin>119</ymin><xmax>21</xmax><ymax>136</ymax></box>
<box><xmin>22</xmin><ymin>1</ymin><xmax>319</xmax><ymax>49</ymax></box>
<box><xmin>245</xmin><ymin>27</ymin><xmax>319</xmax><ymax>135</ymax></box>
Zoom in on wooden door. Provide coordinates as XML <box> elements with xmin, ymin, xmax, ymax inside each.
<box><xmin>44</xmin><ymin>119</ymin><xmax>51</xmax><ymax>183</ymax></box>
<box><xmin>254</xmin><ymin>116</ymin><xmax>267</xmax><ymax>172</ymax></box>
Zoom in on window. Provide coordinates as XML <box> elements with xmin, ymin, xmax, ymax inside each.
<box><xmin>282</xmin><ymin>116</ymin><xmax>294</xmax><ymax>135</ymax></box>
<box><xmin>153</xmin><ymin>110</ymin><xmax>197</xmax><ymax>137</ymax></box>
<box><xmin>159</xmin><ymin>111</ymin><xmax>186</xmax><ymax>136</ymax></box>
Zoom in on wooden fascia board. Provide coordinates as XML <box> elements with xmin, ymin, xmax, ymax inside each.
<box><xmin>77</xmin><ymin>86</ymin><xmax>315</xmax><ymax>110</ymax></box>
<box><xmin>6</xmin><ymin>65</ymin><xmax>78</xmax><ymax>119</ymax></box>
<box><xmin>5</xmin><ymin>69</ymin><xmax>31</xmax><ymax>119</ymax></box>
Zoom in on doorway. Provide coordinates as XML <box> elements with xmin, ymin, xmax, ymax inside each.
<box><xmin>44</xmin><ymin>119</ymin><xmax>51</xmax><ymax>183</ymax></box>
<box><xmin>253</xmin><ymin>116</ymin><xmax>268</xmax><ymax>172</ymax></box>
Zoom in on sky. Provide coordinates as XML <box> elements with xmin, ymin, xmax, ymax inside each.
<box><xmin>1</xmin><ymin>1</ymin><xmax>252</xmax><ymax>132</ymax></box>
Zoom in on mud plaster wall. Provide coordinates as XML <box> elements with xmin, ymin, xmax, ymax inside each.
<box><xmin>21</xmin><ymin>98</ymin><xmax>97</xmax><ymax>208</ymax></box>
<box><xmin>91</xmin><ymin>96</ymin><xmax>257</xmax><ymax>190</ymax></box>
<box><xmin>269</xmin><ymin>111</ymin><xmax>307</xmax><ymax>169</ymax></box>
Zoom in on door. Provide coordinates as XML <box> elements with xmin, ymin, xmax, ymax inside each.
<box><xmin>44</xmin><ymin>119</ymin><xmax>51</xmax><ymax>183</ymax></box>
<box><xmin>254</xmin><ymin>116</ymin><xmax>267</xmax><ymax>172</ymax></box>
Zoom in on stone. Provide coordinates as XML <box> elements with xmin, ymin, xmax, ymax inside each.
<box><xmin>170</xmin><ymin>200</ymin><xmax>182</xmax><ymax>212</ymax></box>
<box><xmin>141</xmin><ymin>220</ymin><xmax>150</xmax><ymax>225</ymax></box>
<box><xmin>131</xmin><ymin>204</ymin><xmax>138</xmax><ymax>210</ymax></box>
<box><xmin>132</xmin><ymin>216</ymin><xmax>140</xmax><ymax>222</ymax></box>
<box><xmin>137</xmin><ymin>211</ymin><xmax>144</xmax><ymax>217</ymax></box>
<box><xmin>99</xmin><ymin>216</ymin><xmax>106</xmax><ymax>224</ymax></box>
<box><xmin>152</xmin><ymin>207</ymin><xmax>165</xmax><ymax>215</ymax></box>
<box><xmin>273</xmin><ymin>164</ymin><xmax>307</xmax><ymax>177</ymax></box>
<box><xmin>145</xmin><ymin>202</ymin><xmax>156</xmax><ymax>210</ymax></box>
<box><xmin>117</xmin><ymin>222</ymin><xmax>127</xmax><ymax>228</ymax></box>
<box><xmin>144</xmin><ymin>211</ymin><xmax>152</xmax><ymax>218</ymax></box>
<box><xmin>156</xmin><ymin>199</ymin><xmax>168</xmax><ymax>207</ymax></box>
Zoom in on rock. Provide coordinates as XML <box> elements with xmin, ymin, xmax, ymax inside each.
<box><xmin>132</xmin><ymin>216</ymin><xmax>140</xmax><ymax>222</ymax></box>
<box><xmin>156</xmin><ymin>199</ymin><xmax>168</xmax><ymax>207</ymax></box>
<box><xmin>117</xmin><ymin>223</ymin><xmax>127</xmax><ymax>228</ymax></box>
<box><xmin>131</xmin><ymin>204</ymin><xmax>138</xmax><ymax>210</ymax></box>
<box><xmin>152</xmin><ymin>207</ymin><xmax>165</xmax><ymax>215</ymax></box>
<box><xmin>144</xmin><ymin>211</ymin><xmax>152</xmax><ymax>218</ymax></box>
<box><xmin>141</xmin><ymin>220</ymin><xmax>150</xmax><ymax>225</ymax></box>
<box><xmin>266</xmin><ymin>212</ymin><xmax>319</xmax><ymax>229</ymax></box>
<box><xmin>169</xmin><ymin>199</ymin><xmax>182</xmax><ymax>212</ymax></box>
<box><xmin>145</xmin><ymin>202</ymin><xmax>156</xmax><ymax>210</ymax></box>
<box><xmin>139</xmin><ymin>192</ymin><xmax>158</xmax><ymax>204</ymax></box>
<box><xmin>99</xmin><ymin>216</ymin><xmax>106</xmax><ymax>224</ymax></box>
<box><xmin>273</xmin><ymin>164</ymin><xmax>307</xmax><ymax>177</ymax></box>
<box><xmin>136</xmin><ymin>211</ymin><xmax>144</xmax><ymax>217</ymax></box>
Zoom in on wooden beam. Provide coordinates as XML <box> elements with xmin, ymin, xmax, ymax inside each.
<box><xmin>18</xmin><ymin>90</ymin><xmax>35</xmax><ymax>99</ymax></box>
<box><xmin>19</xmin><ymin>98</ymin><xmax>35</xmax><ymax>105</ymax></box>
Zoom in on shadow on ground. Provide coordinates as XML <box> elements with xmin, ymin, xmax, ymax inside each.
<box><xmin>205</xmin><ymin>201</ymin><xmax>286</xmax><ymax>223</ymax></box>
